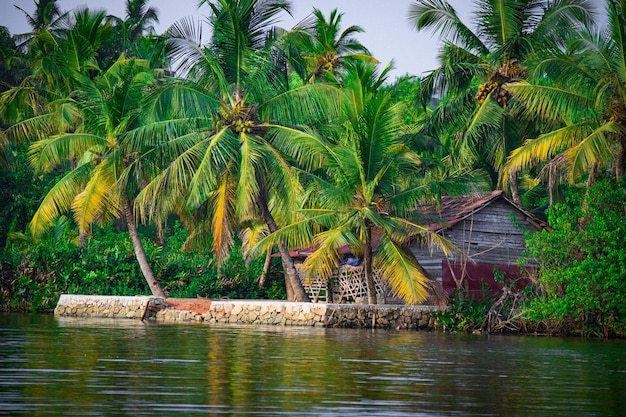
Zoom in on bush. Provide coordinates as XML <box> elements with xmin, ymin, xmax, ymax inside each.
<box><xmin>0</xmin><ymin>221</ymin><xmax>287</xmax><ymax>312</ymax></box>
<box><xmin>432</xmin><ymin>284</ymin><xmax>495</xmax><ymax>333</ymax></box>
<box><xmin>523</xmin><ymin>180</ymin><xmax>626</xmax><ymax>337</ymax></box>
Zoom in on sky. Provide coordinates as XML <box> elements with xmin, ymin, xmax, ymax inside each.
<box><xmin>0</xmin><ymin>0</ymin><xmax>605</xmax><ymax>80</ymax></box>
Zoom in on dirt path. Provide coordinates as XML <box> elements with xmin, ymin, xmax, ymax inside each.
<box><xmin>165</xmin><ymin>298</ymin><xmax>213</xmax><ymax>314</ymax></box>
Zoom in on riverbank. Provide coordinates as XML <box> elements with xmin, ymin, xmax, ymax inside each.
<box><xmin>54</xmin><ymin>294</ymin><xmax>437</xmax><ymax>330</ymax></box>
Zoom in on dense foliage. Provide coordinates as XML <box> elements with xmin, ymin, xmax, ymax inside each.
<box><xmin>0</xmin><ymin>0</ymin><xmax>625</xmax><ymax>336</ymax></box>
<box><xmin>0</xmin><ymin>221</ymin><xmax>285</xmax><ymax>312</ymax></box>
<box><xmin>523</xmin><ymin>180</ymin><xmax>626</xmax><ymax>337</ymax></box>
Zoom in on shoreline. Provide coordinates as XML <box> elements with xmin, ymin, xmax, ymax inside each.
<box><xmin>53</xmin><ymin>294</ymin><xmax>437</xmax><ymax>330</ymax></box>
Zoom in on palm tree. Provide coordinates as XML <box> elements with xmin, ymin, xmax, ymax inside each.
<box><xmin>8</xmin><ymin>56</ymin><xmax>166</xmax><ymax>297</ymax></box>
<box><xmin>133</xmin><ymin>0</ymin><xmax>340</xmax><ymax>301</ymax></box>
<box><xmin>284</xmin><ymin>8</ymin><xmax>376</xmax><ymax>83</ymax></box>
<box><xmin>408</xmin><ymin>0</ymin><xmax>594</xmax><ymax>204</ymax></box>
<box><xmin>106</xmin><ymin>0</ymin><xmax>160</xmax><ymax>57</ymax></box>
<box><xmin>503</xmin><ymin>0</ymin><xmax>626</xmax><ymax>190</ymax></box>
<box><xmin>1</xmin><ymin>7</ymin><xmax>113</xmax><ymax>125</ymax></box>
<box><xmin>258</xmin><ymin>62</ymin><xmax>483</xmax><ymax>304</ymax></box>
<box><xmin>14</xmin><ymin>0</ymin><xmax>68</xmax><ymax>49</ymax></box>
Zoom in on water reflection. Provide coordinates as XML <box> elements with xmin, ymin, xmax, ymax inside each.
<box><xmin>1</xmin><ymin>314</ymin><xmax>625</xmax><ymax>416</ymax></box>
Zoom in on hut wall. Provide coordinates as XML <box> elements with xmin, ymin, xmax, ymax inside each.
<box><xmin>410</xmin><ymin>199</ymin><xmax>539</xmax><ymax>284</ymax></box>
<box><xmin>441</xmin><ymin>199</ymin><xmax>537</xmax><ymax>266</ymax></box>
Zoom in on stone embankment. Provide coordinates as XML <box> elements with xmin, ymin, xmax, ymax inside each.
<box><xmin>55</xmin><ymin>295</ymin><xmax>436</xmax><ymax>330</ymax></box>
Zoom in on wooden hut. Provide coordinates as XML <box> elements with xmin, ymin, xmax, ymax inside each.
<box><xmin>411</xmin><ymin>190</ymin><xmax>548</xmax><ymax>299</ymax></box>
<box><xmin>292</xmin><ymin>190</ymin><xmax>548</xmax><ymax>304</ymax></box>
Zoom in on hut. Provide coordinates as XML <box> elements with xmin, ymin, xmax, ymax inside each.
<box><xmin>411</xmin><ymin>190</ymin><xmax>548</xmax><ymax>300</ymax></box>
<box><xmin>292</xmin><ymin>190</ymin><xmax>548</xmax><ymax>304</ymax></box>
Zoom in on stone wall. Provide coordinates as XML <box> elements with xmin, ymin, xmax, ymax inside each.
<box><xmin>55</xmin><ymin>294</ymin><xmax>167</xmax><ymax>319</ymax></box>
<box><xmin>55</xmin><ymin>295</ymin><xmax>436</xmax><ymax>330</ymax></box>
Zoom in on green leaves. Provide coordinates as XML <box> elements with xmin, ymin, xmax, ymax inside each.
<box><xmin>524</xmin><ymin>180</ymin><xmax>626</xmax><ymax>337</ymax></box>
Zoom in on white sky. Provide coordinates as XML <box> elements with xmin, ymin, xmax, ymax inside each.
<box><xmin>0</xmin><ymin>0</ymin><xmax>606</xmax><ymax>80</ymax></box>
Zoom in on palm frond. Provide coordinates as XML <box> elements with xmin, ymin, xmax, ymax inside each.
<box><xmin>28</xmin><ymin>132</ymin><xmax>105</xmax><ymax>173</ymax></box>
<box><xmin>210</xmin><ymin>170</ymin><xmax>237</xmax><ymax>268</ymax></box>
<box><xmin>408</xmin><ymin>0</ymin><xmax>488</xmax><ymax>54</ymax></box>
<box><xmin>303</xmin><ymin>226</ymin><xmax>360</xmax><ymax>280</ymax></box>
<box><xmin>561</xmin><ymin>121</ymin><xmax>619</xmax><ymax>182</ymax></box>
<box><xmin>259</xmin><ymin>83</ymin><xmax>342</xmax><ymax>126</ymax></box>
<box><xmin>373</xmin><ymin>238</ymin><xmax>431</xmax><ymax>304</ymax></box>
<box><xmin>507</xmin><ymin>81</ymin><xmax>594</xmax><ymax>123</ymax></box>
<box><xmin>29</xmin><ymin>162</ymin><xmax>93</xmax><ymax>237</ymax></box>
<box><xmin>71</xmin><ymin>164</ymin><xmax>120</xmax><ymax>233</ymax></box>
<box><xmin>502</xmin><ymin>122</ymin><xmax>596</xmax><ymax>187</ymax></box>
<box><xmin>464</xmin><ymin>94</ymin><xmax>505</xmax><ymax>143</ymax></box>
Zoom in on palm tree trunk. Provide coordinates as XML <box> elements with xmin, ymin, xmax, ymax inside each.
<box><xmin>586</xmin><ymin>161</ymin><xmax>599</xmax><ymax>189</ymax></box>
<box><xmin>508</xmin><ymin>171</ymin><xmax>522</xmax><ymax>206</ymax></box>
<box><xmin>78</xmin><ymin>230</ymin><xmax>88</xmax><ymax>249</ymax></box>
<box><xmin>257</xmin><ymin>192</ymin><xmax>310</xmax><ymax>302</ymax></box>
<box><xmin>363</xmin><ymin>228</ymin><xmax>377</xmax><ymax>305</ymax></box>
<box><xmin>155</xmin><ymin>217</ymin><xmax>165</xmax><ymax>247</ymax></box>
<box><xmin>122</xmin><ymin>199</ymin><xmax>165</xmax><ymax>298</ymax></box>
<box><xmin>616</xmin><ymin>136</ymin><xmax>626</xmax><ymax>180</ymax></box>
<box><xmin>258</xmin><ymin>248</ymin><xmax>272</xmax><ymax>287</ymax></box>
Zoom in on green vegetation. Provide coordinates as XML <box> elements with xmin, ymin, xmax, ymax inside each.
<box><xmin>523</xmin><ymin>180</ymin><xmax>626</xmax><ymax>337</ymax></box>
<box><xmin>0</xmin><ymin>220</ymin><xmax>286</xmax><ymax>312</ymax></box>
<box><xmin>1</xmin><ymin>0</ymin><xmax>625</xmax><ymax>336</ymax></box>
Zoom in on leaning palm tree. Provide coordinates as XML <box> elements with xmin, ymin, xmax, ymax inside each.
<box><xmin>8</xmin><ymin>56</ymin><xmax>166</xmax><ymax>297</ymax></box>
<box><xmin>258</xmin><ymin>62</ymin><xmax>483</xmax><ymax>304</ymax></box>
<box><xmin>133</xmin><ymin>0</ymin><xmax>340</xmax><ymax>301</ymax></box>
<box><xmin>503</xmin><ymin>0</ymin><xmax>626</xmax><ymax>190</ymax></box>
<box><xmin>408</xmin><ymin>0</ymin><xmax>594</xmax><ymax>204</ymax></box>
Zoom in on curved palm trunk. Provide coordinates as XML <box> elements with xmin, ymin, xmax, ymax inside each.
<box><xmin>123</xmin><ymin>199</ymin><xmax>165</xmax><ymax>298</ymax></box>
<box><xmin>586</xmin><ymin>161</ymin><xmax>599</xmax><ymax>189</ymax></box>
<box><xmin>363</xmin><ymin>228</ymin><xmax>377</xmax><ymax>305</ymax></box>
<box><xmin>257</xmin><ymin>192</ymin><xmax>310</xmax><ymax>302</ymax></box>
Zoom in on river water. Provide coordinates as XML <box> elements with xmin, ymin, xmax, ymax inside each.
<box><xmin>1</xmin><ymin>314</ymin><xmax>625</xmax><ymax>416</ymax></box>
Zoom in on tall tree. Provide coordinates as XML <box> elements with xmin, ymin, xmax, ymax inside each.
<box><xmin>408</xmin><ymin>0</ymin><xmax>594</xmax><ymax>204</ymax></box>
<box><xmin>106</xmin><ymin>0</ymin><xmax>160</xmax><ymax>57</ymax></box>
<box><xmin>257</xmin><ymin>62</ymin><xmax>484</xmax><ymax>304</ymax></box>
<box><xmin>503</xmin><ymin>0</ymin><xmax>626</xmax><ymax>188</ymax></box>
<box><xmin>14</xmin><ymin>0</ymin><xmax>68</xmax><ymax>49</ymax></box>
<box><xmin>133</xmin><ymin>0</ymin><xmax>340</xmax><ymax>301</ymax></box>
<box><xmin>284</xmin><ymin>8</ymin><xmax>376</xmax><ymax>83</ymax></box>
<box><xmin>8</xmin><ymin>55</ymin><xmax>167</xmax><ymax>297</ymax></box>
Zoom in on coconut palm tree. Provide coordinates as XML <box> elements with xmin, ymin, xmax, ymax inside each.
<box><xmin>8</xmin><ymin>55</ymin><xmax>166</xmax><ymax>297</ymax></box>
<box><xmin>257</xmin><ymin>61</ymin><xmax>484</xmax><ymax>304</ymax></box>
<box><xmin>503</xmin><ymin>0</ymin><xmax>626</xmax><ymax>190</ymax></box>
<box><xmin>132</xmin><ymin>0</ymin><xmax>341</xmax><ymax>301</ymax></box>
<box><xmin>106</xmin><ymin>0</ymin><xmax>160</xmax><ymax>58</ymax></box>
<box><xmin>1</xmin><ymin>7</ymin><xmax>114</xmax><ymax>127</ymax></box>
<box><xmin>14</xmin><ymin>0</ymin><xmax>69</xmax><ymax>50</ymax></box>
<box><xmin>408</xmin><ymin>0</ymin><xmax>594</xmax><ymax>204</ymax></box>
<box><xmin>283</xmin><ymin>8</ymin><xmax>376</xmax><ymax>83</ymax></box>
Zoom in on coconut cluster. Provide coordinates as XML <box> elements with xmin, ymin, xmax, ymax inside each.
<box><xmin>475</xmin><ymin>79</ymin><xmax>512</xmax><ymax>107</ymax></box>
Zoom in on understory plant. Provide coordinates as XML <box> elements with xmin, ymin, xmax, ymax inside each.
<box><xmin>0</xmin><ymin>221</ymin><xmax>286</xmax><ymax>313</ymax></box>
<box><xmin>523</xmin><ymin>180</ymin><xmax>626</xmax><ymax>337</ymax></box>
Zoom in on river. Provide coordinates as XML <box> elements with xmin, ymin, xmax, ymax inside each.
<box><xmin>1</xmin><ymin>313</ymin><xmax>625</xmax><ymax>416</ymax></box>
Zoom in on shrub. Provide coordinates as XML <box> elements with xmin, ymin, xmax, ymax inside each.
<box><xmin>523</xmin><ymin>180</ymin><xmax>626</xmax><ymax>337</ymax></box>
<box><xmin>0</xmin><ymin>221</ymin><xmax>287</xmax><ymax>312</ymax></box>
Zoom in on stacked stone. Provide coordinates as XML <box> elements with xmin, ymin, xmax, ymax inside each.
<box><xmin>155</xmin><ymin>301</ymin><xmax>329</xmax><ymax>327</ymax></box>
<box><xmin>54</xmin><ymin>296</ymin><xmax>436</xmax><ymax>330</ymax></box>
<box><xmin>323</xmin><ymin>305</ymin><xmax>434</xmax><ymax>330</ymax></box>
<box><xmin>54</xmin><ymin>294</ymin><xmax>165</xmax><ymax>319</ymax></box>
